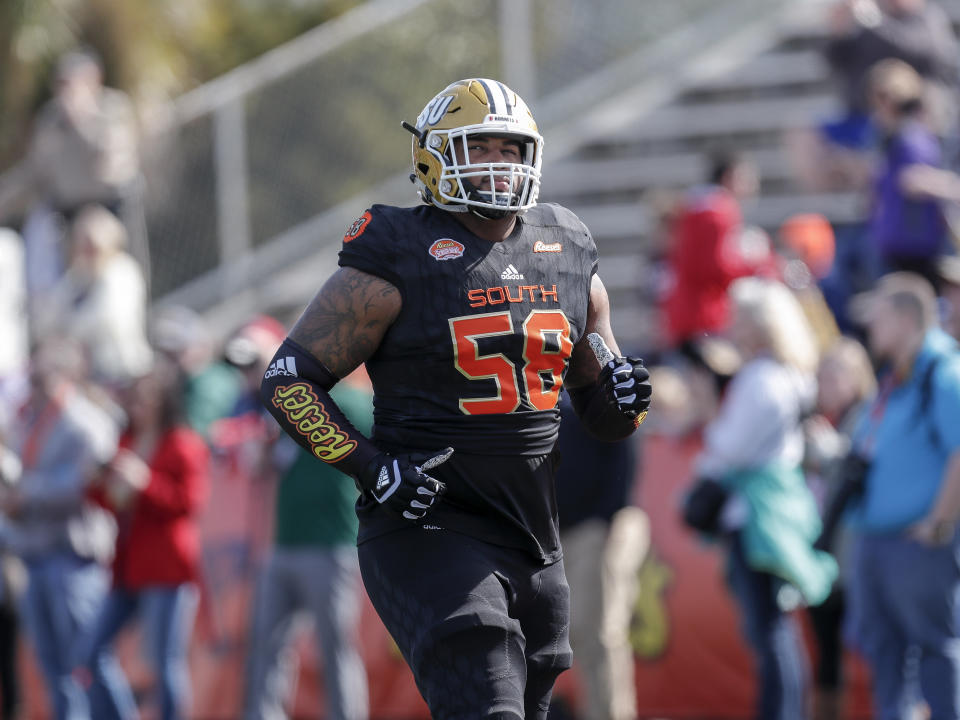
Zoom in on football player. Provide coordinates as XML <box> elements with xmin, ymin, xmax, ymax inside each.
<box><xmin>261</xmin><ymin>78</ymin><xmax>651</xmax><ymax>720</ymax></box>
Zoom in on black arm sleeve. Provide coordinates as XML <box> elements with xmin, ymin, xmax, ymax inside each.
<box><xmin>566</xmin><ymin>382</ymin><xmax>640</xmax><ymax>443</ymax></box>
<box><xmin>259</xmin><ymin>338</ymin><xmax>380</xmax><ymax>478</ymax></box>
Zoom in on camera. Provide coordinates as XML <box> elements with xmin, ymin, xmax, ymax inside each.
<box><xmin>815</xmin><ymin>451</ymin><xmax>871</xmax><ymax>552</ymax></box>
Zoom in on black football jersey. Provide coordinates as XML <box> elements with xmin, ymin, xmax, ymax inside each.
<box><xmin>338</xmin><ymin>203</ymin><xmax>598</xmax><ymax>562</ymax></box>
<box><xmin>338</xmin><ymin>203</ymin><xmax>597</xmax><ymax>457</ymax></box>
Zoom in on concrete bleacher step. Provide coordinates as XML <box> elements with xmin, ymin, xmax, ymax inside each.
<box><xmin>774</xmin><ymin>4</ymin><xmax>960</xmax><ymax>54</ymax></box>
<box><xmin>678</xmin><ymin>48</ymin><xmax>832</xmax><ymax>103</ymax></box>
<box><xmin>596</xmin><ymin>251</ymin><xmax>648</xmax><ymax>289</ymax></box>
<box><xmin>541</xmin><ymin>146</ymin><xmax>792</xmax><ymax>200</ymax></box>
<box><xmin>742</xmin><ymin>190</ymin><xmax>865</xmax><ymax>229</ymax></box>
<box><xmin>606</xmin><ymin>93</ymin><xmax>840</xmax><ymax>145</ymax></box>
<box><xmin>567</xmin><ymin>191</ymin><xmax>863</xmax><ymax>247</ymax></box>
<box><xmin>776</xmin><ymin>27</ymin><xmax>832</xmax><ymax>53</ymax></box>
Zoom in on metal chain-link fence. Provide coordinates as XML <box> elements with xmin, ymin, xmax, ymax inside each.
<box><xmin>143</xmin><ymin>116</ymin><xmax>221</xmax><ymax>297</ymax></box>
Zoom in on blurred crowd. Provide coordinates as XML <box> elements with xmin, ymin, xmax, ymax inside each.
<box><xmin>0</xmin><ymin>48</ymin><xmax>371</xmax><ymax>720</ymax></box>
<box><xmin>643</xmin><ymin>1</ymin><xmax>960</xmax><ymax>719</ymax></box>
<box><xmin>3</xmin><ymin>0</ymin><xmax>960</xmax><ymax>718</ymax></box>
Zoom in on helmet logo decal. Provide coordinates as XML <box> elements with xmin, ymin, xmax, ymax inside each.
<box><xmin>497</xmin><ymin>81</ymin><xmax>515</xmax><ymax>116</ymax></box>
<box><xmin>418</xmin><ymin>95</ymin><xmax>455</xmax><ymax>128</ymax></box>
<box><xmin>343</xmin><ymin>211</ymin><xmax>372</xmax><ymax>243</ymax></box>
<box><xmin>428</xmin><ymin>238</ymin><xmax>465</xmax><ymax>261</ymax></box>
<box><xmin>477</xmin><ymin>79</ymin><xmax>513</xmax><ymax>116</ymax></box>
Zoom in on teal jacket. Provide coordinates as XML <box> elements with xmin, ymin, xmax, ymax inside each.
<box><xmin>724</xmin><ymin>464</ymin><xmax>838</xmax><ymax>606</ymax></box>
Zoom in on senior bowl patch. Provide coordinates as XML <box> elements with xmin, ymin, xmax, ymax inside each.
<box><xmin>428</xmin><ymin>238</ymin><xmax>465</xmax><ymax>261</ymax></box>
<box><xmin>343</xmin><ymin>211</ymin><xmax>372</xmax><ymax>243</ymax></box>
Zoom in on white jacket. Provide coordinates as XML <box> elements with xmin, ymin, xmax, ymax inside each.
<box><xmin>698</xmin><ymin>356</ymin><xmax>815</xmax><ymax>478</ymax></box>
<box><xmin>40</xmin><ymin>253</ymin><xmax>152</xmax><ymax>384</ymax></box>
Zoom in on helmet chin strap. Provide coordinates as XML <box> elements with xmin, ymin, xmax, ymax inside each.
<box><xmin>463</xmin><ymin>179</ymin><xmax>518</xmax><ymax>220</ymax></box>
<box><xmin>470</xmin><ymin>206</ymin><xmax>513</xmax><ymax>220</ymax></box>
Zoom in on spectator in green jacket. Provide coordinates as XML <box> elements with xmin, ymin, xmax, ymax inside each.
<box><xmin>151</xmin><ymin>306</ymin><xmax>242</xmax><ymax>439</ymax></box>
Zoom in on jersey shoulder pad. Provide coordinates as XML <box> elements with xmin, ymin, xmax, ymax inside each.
<box><xmin>526</xmin><ymin>202</ymin><xmax>589</xmax><ymax>233</ymax></box>
<box><xmin>527</xmin><ymin>202</ymin><xmax>596</xmax><ymax>256</ymax></box>
<box><xmin>338</xmin><ymin>205</ymin><xmax>403</xmax><ymax>286</ymax></box>
<box><xmin>341</xmin><ymin>204</ymin><xmax>401</xmax><ymax>245</ymax></box>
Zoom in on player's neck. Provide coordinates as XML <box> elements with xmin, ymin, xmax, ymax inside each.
<box><xmin>453</xmin><ymin>211</ymin><xmax>518</xmax><ymax>243</ymax></box>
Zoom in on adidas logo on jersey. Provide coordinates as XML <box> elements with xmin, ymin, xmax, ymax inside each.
<box><xmin>376</xmin><ymin>466</ymin><xmax>392</xmax><ymax>492</ymax></box>
<box><xmin>263</xmin><ymin>356</ymin><xmax>299</xmax><ymax>379</ymax></box>
<box><xmin>500</xmin><ymin>264</ymin><xmax>524</xmax><ymax>280</ymax></box>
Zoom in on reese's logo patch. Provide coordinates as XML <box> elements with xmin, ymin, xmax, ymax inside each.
<box><xmin>343</xmin><ymin>211</ymin><xmax>372</xmax><ymax>243</ymax></box>
<box><xmin>271</xmin><ymin>383</ymin><xmax>357</xmax><ymax>463</ymax></box>
<box><xmin>428</xmin><ymin>238</ymin><xmax>465</xmax><ymax>261</ymax></box>
<box><xmin>533</xmin><ymin>240</ymin><xmax>562</xmax><ymax>253</ymax></box>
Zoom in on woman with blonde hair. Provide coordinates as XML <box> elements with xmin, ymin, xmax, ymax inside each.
<box><xmin>689</xmin><ymin>277</ymin><xmax>837</xmax><ymax>720</ymax></box>
<box><xmin>727</xmin><ymin>275</ymin><xmax>820</xmax><ymax>376</ymax></box>
<box><xmin>36</xmin><ymin>204</ymin><xmax>151</xmax><ymax>386</ymax></box>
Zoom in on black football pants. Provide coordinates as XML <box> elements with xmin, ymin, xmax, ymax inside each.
<box><xmin>359</xmin><ymin>525</ymin><xmax>572</xmax><ymax>720</ymax></box>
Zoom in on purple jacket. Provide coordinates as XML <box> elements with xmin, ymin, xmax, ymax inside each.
<box><xmin>870</xmin><ymin>121</ymin><xmax>945</xmax><ymax>260</ymax></box>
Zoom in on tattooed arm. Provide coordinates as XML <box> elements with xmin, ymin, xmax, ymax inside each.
<box><xmin>288</xmin><ymin>266</ymin><xmax>401</xmax><ymax>377</ymax></box>
<box><xmin>259</xmin><ymin>266</ymin><xmax>400</xmax><ymax>473</ymax></box>
<box><xmin>260</xmin><ymin>268</ymin><xmax>448</xmax><ymax>520</ymax></box>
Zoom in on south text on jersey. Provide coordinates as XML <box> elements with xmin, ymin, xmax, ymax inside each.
<box><xmin>467</xmin><ymin>284</ymin><xmax>560</xmax><ymax>308</ymax></box>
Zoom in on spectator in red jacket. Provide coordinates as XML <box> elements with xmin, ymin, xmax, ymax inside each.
<box><xmin>662</xmin><ymin>152</ymin><xmax>777</xmax><ymax>349</ymax></box>
<box><xmin>78</xmin><ymin>360</ymin><xmax>209</xmax><ymax>720</ymax></box>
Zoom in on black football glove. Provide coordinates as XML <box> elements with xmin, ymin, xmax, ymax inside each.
<box><xmin>599</xmin><ymin>356</ymin><xmax>652</xmax><ymax>424</ymax></box>
<box><xmin>358</xmin><ymin>447</ymin><xmax>452</xmax><ymax>521</ymax></box>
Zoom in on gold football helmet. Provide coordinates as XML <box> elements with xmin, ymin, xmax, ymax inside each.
<box><xmin>403</xmin><ymin>78</ymin><xmax>543</xmax><ymax>218</ymax></box>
